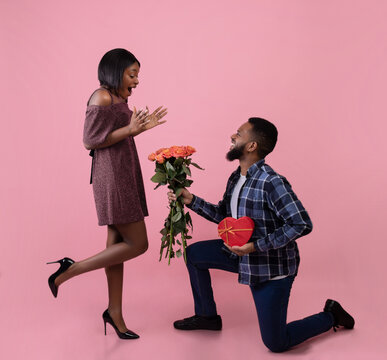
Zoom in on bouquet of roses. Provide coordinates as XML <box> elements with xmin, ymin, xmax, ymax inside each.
<box><xmin>148</xmin><ymin>146</ymin><xmax>203</xmax><ymax>264</ymax></box>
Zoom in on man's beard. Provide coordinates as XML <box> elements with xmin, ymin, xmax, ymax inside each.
<box><xmin>226</xmin><ymin>144</ymin><xmax>244</xmax><ymax>161</ymax></box>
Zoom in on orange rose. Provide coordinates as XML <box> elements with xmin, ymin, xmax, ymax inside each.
<box><xmin>148</xmin><ymin>153</ymin><xmax>156</xmax><ymax>161</ymax></box>
<box><xmin>170</xmin><ymin>145</ymin><xmax>188</xmax><ymax>158</ymax></box>
<box><xmin>162</xmin><ymin>148</ymin><xmax>173</xmax><ymax>158</ymax></box>
<box><xmin>155</xmin><ymin>148</ymin><xmax>166</xmax><ymax>155</ymax></box>
<box><xmin>186</xmin><ymin>146</ymin><xmax>196</xmax><ymax>156</ymax></box>
<box><xmin>155</xmin><ymin>154</ymin><xmax>165</xmax><ymax>164</ymax></box>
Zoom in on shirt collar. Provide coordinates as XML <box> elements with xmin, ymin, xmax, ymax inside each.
<box><xmin>245</xmin><ymin>159</ymin><xmax>265</xmax><ymax>178</ymax></box>
<box><xmin>232</xmin><ymin>159</ymin><xmax>265</xmax><ymax>181</ymax></box>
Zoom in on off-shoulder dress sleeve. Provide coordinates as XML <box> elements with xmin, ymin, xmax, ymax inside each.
<box><xmin>83</xmin><ymin>107</ymin><xmax>116</xmax><ymax>148</ymax></box>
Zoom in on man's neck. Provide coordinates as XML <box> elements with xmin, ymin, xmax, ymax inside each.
<box><xmin>239</xmin><ymin>156</ymin><xmax>262</xmax><ymax>176</ymax></box>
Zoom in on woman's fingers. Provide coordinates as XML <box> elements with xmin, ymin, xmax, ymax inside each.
<box><xmin>137</xmin><ymin>109</ymin><xmax>148</xmax><ymax>118</ymax></box>
<box><xmin>149</xmin><ymin>106</ymin><xmax>168</xmax><ymax>118</ymax></box>
<box><xmin>157</xmin><ymin>110</ymin><xmax>168</xmax><ymax>120</ymax></box>
<box><xmin>155</xmin><ymin>108</ymin><xmax>168</xmax><ymax>117</ymax></box>
<box><xmin>141</xmin><ymin>119</ymin><xmax>150</xmax><ymax>127</ymax></box>
<box><xmin>134</xmin><ymin>108</ymin><xmax>150</xmax><ymax>128</ymax></box>
<box><xmin>150</xmin><ymin>106</ymin><xmax>163</xmax><ymax>115</ymax></box>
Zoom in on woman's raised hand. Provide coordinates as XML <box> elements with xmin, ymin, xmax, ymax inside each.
<box><xmin>128</xmin><ymin>106</ymin><xmax>150</xmax><ymax>136</ymax></box>
<box><xmin>143</xmin><ymin>106</ymin><xmax>167</xmax><ymax>130</ymax></box>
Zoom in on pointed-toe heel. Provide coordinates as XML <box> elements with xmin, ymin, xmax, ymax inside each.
<box><xmin>102</xmin><ymin>309</ymin><xmax>139</xmax><ymax>339</ymax></box>
<box><xmin>47</xmin><ymin>257</ymin><xmax>75</xmax><ymax>298</ymax></box>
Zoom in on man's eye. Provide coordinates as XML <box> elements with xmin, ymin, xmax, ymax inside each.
<box><xmin>130</xmin><ymin>76</ymin><xmax>135</xmax><ymax>79</ymax></box>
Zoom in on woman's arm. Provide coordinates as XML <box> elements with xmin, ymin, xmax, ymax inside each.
<box><xmin>83</xmin><ymin>89</ymin><xmax>155</xmax><ymax>150</ymax></box>
<box><xmin>84</xmin><ymin>111</ymin><xmax>150</xmax><ymax>149</ymax></box>
<box><xmin>84</xmin><ymin>126</ymin><xmax>131</xmax><ymax>150</ymax></box>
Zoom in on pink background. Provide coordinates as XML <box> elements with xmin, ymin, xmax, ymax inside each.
<box><xmin>1</xmin><ymin>0</ymin><xmax>386</xmax><ymax>359</ymax></box>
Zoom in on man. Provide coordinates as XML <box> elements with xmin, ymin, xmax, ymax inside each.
<box><xmin>168</xmin><ymin>118</ymin><xmax>354</xmax><ymax>353</ymax></box>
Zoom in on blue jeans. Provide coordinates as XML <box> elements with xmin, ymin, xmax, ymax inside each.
<box><xmin>186</xmin><ymin>240</ymin><xmax>334</xmax><ymax>353</ymax></box>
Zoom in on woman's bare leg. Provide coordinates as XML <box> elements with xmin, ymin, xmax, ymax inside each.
<box><xmin>104</xmin><ymin>225</ymin><xmax>125</xmax><ymax>331</ymax></box>
<box><xmin>54</xmin><ymin>220</ymin><xmax>148</xmax><ymax>295</ymax></box>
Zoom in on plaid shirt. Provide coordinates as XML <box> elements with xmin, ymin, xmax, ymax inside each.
<box><xmin>187</xmin><ymin>159</ymin><xmax>313</xmax><ymax>286</ymax></box>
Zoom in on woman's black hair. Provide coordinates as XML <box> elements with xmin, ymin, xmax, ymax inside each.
<box><xmin>98</xmin><ymin>48</ymin><xmax>140</xmax><ymax>95</ymax></box>
<box><xmin>248</xmin><ymin>117</ymin><xmax>278</xmax><ymax>158</ymax></box>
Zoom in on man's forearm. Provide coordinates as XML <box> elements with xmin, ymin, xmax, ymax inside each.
<box><xmin>187</xmin><ymin>195</ymin><xmax>226</xmax><ymax>224</ymax></box>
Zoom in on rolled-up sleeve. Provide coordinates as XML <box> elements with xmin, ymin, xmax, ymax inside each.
<box><xmin>83</xmin><ymin>107</ymin><xmax>114</xmax><ymax>148</ymax></box>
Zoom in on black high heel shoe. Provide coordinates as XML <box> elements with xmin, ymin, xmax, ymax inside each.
<box><xmin>47</xmin><ymin>257</ymin><xmax>75</xmax><ymax>298</ymax></box>
<box><xmin>102</xmin><ymin>309</ymin><xmax>139</xmax><ymax>339</ymax></box>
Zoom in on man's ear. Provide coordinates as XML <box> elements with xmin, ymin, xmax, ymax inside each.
<box><xmin>247</xmin><ymin>141</ymin><xmax>258</xmax><ymax>153</ymax></box>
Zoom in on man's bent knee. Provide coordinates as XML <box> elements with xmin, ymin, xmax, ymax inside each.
<box><xmin>186</xmin><ymin>242</ymin><xmax>204</xmax><ymax>264</ymax></box>
<box><xmin>262</xmin><ymin>338</ymin><xmax>289</xmax><ymax>353</ymax></box>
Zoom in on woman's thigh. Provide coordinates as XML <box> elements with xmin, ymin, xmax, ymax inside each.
<box><xmin>106</xmin><ymin>225</ymin><xmax>123</xmax><ymax>247</ymax></box>
<box><xmin>114</xmin><ymin>220</ymin><xmax>148</xmax><ymax>249</ymax></box>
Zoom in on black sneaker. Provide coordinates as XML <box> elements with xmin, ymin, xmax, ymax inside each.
<box><xmin>173</xmin><ymin>315</ymin><xmax>222</xmax><ymax>331</ymax></box>
<box><xmin>324</xmin><ymin>299</ymin><xmax>355</xmax><ymax>331</ymax></box>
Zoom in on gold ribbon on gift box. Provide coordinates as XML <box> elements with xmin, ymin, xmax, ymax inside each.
<box><xmin>218</xmin><ymin>218</ymin><xmax>254</xmax><ymax>245</ymax></box>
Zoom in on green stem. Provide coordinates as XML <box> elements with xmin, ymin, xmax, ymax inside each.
<box><xmin>182</xmin><ymin>231</ymin><xmax>187</xmax><ymax>263</ymax></box>
<box><xmin>168</xmin><ymin>206</ymin><xmax>174</xmax><ymax>265</ymax></box>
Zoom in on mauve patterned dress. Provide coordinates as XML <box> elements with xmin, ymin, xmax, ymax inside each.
<box><xmin>83</xmin><ymin>100</ymin><xmax>148</xmax><ymax>226</ymax></box>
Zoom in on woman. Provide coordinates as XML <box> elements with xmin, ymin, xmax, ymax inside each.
<box><xmin>47</xmin><ymin>48</ymin><xmax>167</xmax><ymax>339</ymax></box>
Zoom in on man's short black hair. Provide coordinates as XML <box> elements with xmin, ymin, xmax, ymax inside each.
<box><xmin>98</xmin><ymin>48</ymin><xmax>140</xmax><ymax>95</ymax></box>
<box><xmin>248</xmin><ymin>117</ymin><xmax>278</xmax><ymax>158</ymax></box>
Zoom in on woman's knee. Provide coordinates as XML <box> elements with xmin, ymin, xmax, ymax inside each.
<box><xmin>138</xmin><ymin>239</ymin><xmax>149</xmax><ymax>255</ymax></box>
<box><xmin>115</xmin><ymin>221</ymin><xmax>148</xmax><ymax>255</ymax></box>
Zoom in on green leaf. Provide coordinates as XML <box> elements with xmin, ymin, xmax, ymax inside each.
<box><xmin>166</xmin><ymin>161</ymin><xmax>175</xmax><ymax>172</ymax></box>
<box><xmin>156</xmin><ymin>162</ymin><xmax>165</xmax><ymax>171</ymax></box>
<box><xmin>171</xmin><ymin>211</ymin><xmax>182</xmax><ymax>223</ymax></box>
<box><xmin>164</xmin><ymin>220</ymin><xmax>171</xmax><ymax>229</ymax></box>
<box><xmin>175</xmin><ymin>187</ymin><xmax>184</xmax><ymax>197</ymax></box>
<box><xmin>174</xmin><ymin>158</ymin><xmax>184</xmax><ymax>167</ymax></box>
<box><xmin>185</xmin><ymin>212</ymin><xmax>193</xmax><ymax>228</ymax></box>
<box><xmin>176</xmin><ymin>173</ymin><xmax>187</xmax><ymax>180</ymax></box>
<box><xmin>182</xmin><ymin>165</ymin><xmax>191</xmax><ymax>176</ymax></box>
<box><xmin>153</xmin><ymin>182</ymin><xmax>165</xmax><ymax>190</ymax></box>
<box><xmin>151</xmin><ymin>172</ymin><xmax>167</xmax><ymax>183</ymax></box>
<box><xmin>176</xmin><ymin>249</ymin><xmax>182</xmax><ymax>258</ymax></box>
<box><xmin>177</xmin><ymin>200</ymin><xmax>185</xmax><ymax>210</ymax></box>
<box><xmin>183</xmin><ymin>179</ymin><xmax>194</xmax><ymax>187</ymax></box>
<box><xmin>191</xmin><ymin>162</ymin><xmax>204</xmax><ymax>170</ymax></box>
<box><xmin>173</xmin><ymin>217</ymin><xmax>186</xmax><ymax>235</ymax></box>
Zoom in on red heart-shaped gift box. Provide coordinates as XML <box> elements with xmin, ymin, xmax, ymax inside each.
<box><xmin>218</xmin><ymin>216</ymin><xmax>255</xmax><ymax>247</ymax></box>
